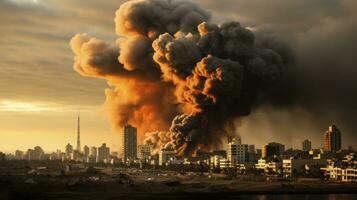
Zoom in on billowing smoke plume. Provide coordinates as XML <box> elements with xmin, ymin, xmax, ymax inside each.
<box><xmin>70</xmin><ymin>0</ymin><xmax>285</xmax><ymax>155</ymax></box>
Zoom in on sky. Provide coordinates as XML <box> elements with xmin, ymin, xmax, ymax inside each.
<box><xmin>1</xmin><ymin>0</ymin><xmax>356</xmax><ymax>153</ymax></box>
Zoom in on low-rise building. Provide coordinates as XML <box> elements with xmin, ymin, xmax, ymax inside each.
<box><xmin>255</xmin><ymin>158</ymin><xmax>281</xmax><ymax>174</ymax></box>
<box><xmin>137</xmin><ymin>144</ymin><xmax>152</xmax><ymax>161</ymax></box>
<box><xmin>210</xmin><ymin>154</ymin><xmax>225</xmax><ymax>169</ymax></box>
<box><xmin>283</xmin><ymin>158</ymin><xmax>326</xmax><ymax>177</ymax></box>
<box><xmin>255</xmin><ymin>158</ymin><xmax>267</xmax><ymax>171</ymax></box>
<box><xmin>219</xmin><ymin>158</ymin><xmax>230</xmax><ymax>169</ymax></box>
<box><xmin>321</xmin><ymin>153</ymin><xmax>357</xmax><ymax>182</ymax></box>
<box><xmin>159</xmin><ymin>149</ymin><xmax>175</xmax><ymax>166</ymax></box>
<box><xmin>322</xmin><ymin>164</ymin><xmax>357</xmax><ymax>182</ymax></box>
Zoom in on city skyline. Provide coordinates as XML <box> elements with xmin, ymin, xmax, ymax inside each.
<box><xmin>0</xmin><ymin>115</ymin><xmax>355</xmax><ymax>154</ymax></box>
<box><xmin>3</xmin><ymin>122</ymin><xmax>354</xmax><ymax>182</ymax></box>
<box><xmin>2</xmin><ymin>122</ymin><xmax>351</xmax><ymax>156</ymax></box>
<box><xmin>1</xmin><ymin>122</ymin><xmax>357</xmax><ymax>198</ymax></box>
<box><xmin>1</xmin><ymin>0</ymin><xmax>357</xmax><ymax>199</ymax></box>
<box><xmin>1</xmin><ymin>0</ymin><xmax>357</xmax><ymax>155</ymax></box>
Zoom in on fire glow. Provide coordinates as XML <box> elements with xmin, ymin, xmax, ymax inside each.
<box><xmin>71</xmin><ymin>0</ymin><xmax>287</xmax><ymax>156</ymax></box>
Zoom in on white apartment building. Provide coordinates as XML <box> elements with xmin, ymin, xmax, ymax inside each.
<box><xmin>255</xmin><ymin>158</ymin><xmax>281</xmax><ymax>174</ymax></box>
<box><xmin>210</xmin><ymin>154</ymin><xmax>224</xmax><ymax>169</ymax></box>
<box><xmin>322</xmin><ymin>164</ymin><xmax>357</xmax><ymax>182</ymax></box>
<box><xmin>283</xmin><ymin>158</ymin><xmax>326</xmax><ymax>177</ymax></box>
<box><xmin>227</xmin><ymin>138</ymin><xmax>249</xmax><ymax>167</ymax></box>
<box><xmin>219</xmin><ymin>158</ymin><xmax>230</xmax><ymax>169</ymax></box>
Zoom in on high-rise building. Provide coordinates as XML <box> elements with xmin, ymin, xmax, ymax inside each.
<box><xmin>76</xmin><ymin>114</ymin><xmax>81</xmax><ymax>152</ymax></box>
<box><xmin>33</xmin><ymin>146</ymin><xmax>44</xmax><ymax>160</ymax></box>
<box><xmin>248</xmin><ymin>145</ymin><xmax>257</xmax><ymax>162</ymax></box>
<box><xmin>72</xmin><ymin>150</ymin><xmax>82</xmax><ymax>161</ymax></box>
<box><xmin>122</xmin><ymin>124</ymin><xmax>137</xmax><ymax>161</ymax></box>
<box><xmin>88</xmin><ymin>146</ymin><xmax>97</xmax><ymax>163</ymax></box>
<box><xmin>83</xmin><ymin>145</ymin><xmax>90</xmax><ymax>157</ymax></box>
<box><xmin>324</xmin><ymin>125</ymin><xmax>342</xmax><ymax>152</ymax></box>
<box><xmin>302</xmin><ymin>139</ymin><xmax>312</xmax><ymax>151</ymax></box>
<box><xmin>227</xmin><ymin>138</ymin><xmax>249</xmax><ymax>167</ymax></box>
<box><xmin>25</xmin><ymin>149</ymin><xmax>35</xmax><ymax>160</ymax></box>
<box><xmin>25</xmin><ymin>146</ymin><xmax>44</xmax><ymax>160</ymax></box>
<box><xmin>65</xmin><ymin>143</ymin><xmax>73</xmax><ymax>159</ymax></box>
<box><xmin>262</xmin><ymin>142</ymin><xmax>285</xmax><ymax>159</ymax></box>
<box><xmin>98</xmin><ymin>143</ymin><xmax>110</xmax><ymax>163</ymax></box>
<box><xmin>137</xmin><ymin>144</ymin><xmax>152</xmax><ymax>161</ymax></box>
<box><xmin>256</xmin><ymin>149</ymin><xmax>262</xmax><ymax>158</ymax></box>
<box><xmin>90</xmin><ymin>146</ymin><xmax>97</xmax><ymax>157</ymax></box>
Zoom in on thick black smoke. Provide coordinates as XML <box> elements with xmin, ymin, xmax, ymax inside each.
<box><xmin>71</xmin><ymin>0</ymin><xmax>289</xmax><ymax>155</ymax></box>
<box><xmin>145</xmin><ymin>3</ymin><xmax>285</xmax><ymax>155</ymax></box>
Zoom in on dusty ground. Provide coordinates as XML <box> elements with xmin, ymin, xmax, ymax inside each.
<box><xmin>0</xmin><ymin>163</ymin><xmax>357</xmax><ymax>200</ymax></box>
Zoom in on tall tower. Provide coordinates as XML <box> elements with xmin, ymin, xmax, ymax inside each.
<box><xmin>76</xmin><ymin>114</ymin><xmax>81</xmax><ymax>152</ymax></box>
<box><xmin>324</xmin><ymin>125</ymin><xmax>341</xmax><ymax>152</ymax></box>
<box><xmin>122</xmin><ymin>124</ymin><xmax>137</xmax><ymax>162</ymax></box>
<box><xmin>302</xmin><ymin>139</ymin><xmax>312</xmax><ymax>151</ymax></box>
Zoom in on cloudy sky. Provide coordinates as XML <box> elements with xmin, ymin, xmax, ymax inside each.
<box><xmin>1</xmin><ymin>0</ymin><xmax>356</xmax><ymax>153</ymax></box>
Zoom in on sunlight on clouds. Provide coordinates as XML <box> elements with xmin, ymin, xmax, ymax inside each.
<box><xmin>0</xmin><ymin>100</ymin><xmax>96</xmax><ymax>113</ymax></box>
<box><xmin>0</xmin><ymin>101</ymin><xmax>56</xmax><ymax>112</ymax></box>
<box><xmin>7</xmin><ymin>0</ymin><xmax>40</xmax><ymax>5</ymax></box>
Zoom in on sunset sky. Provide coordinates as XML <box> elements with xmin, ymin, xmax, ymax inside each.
<box><xmin>1</xmin><ymin>0</ymin><xmax>356</xmax><ymax>153</ymax></box>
